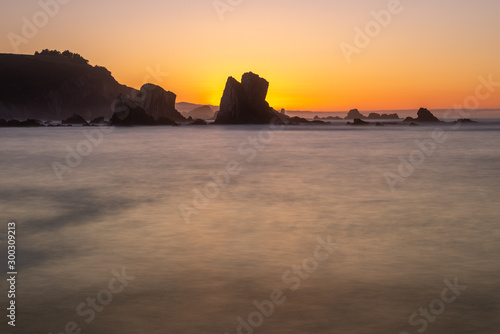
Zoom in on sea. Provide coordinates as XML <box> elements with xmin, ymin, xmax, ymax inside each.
<box><xmin>0</xmin><ymin>120</ymin><xmax>499</xmax><ymax>334</ymax></box>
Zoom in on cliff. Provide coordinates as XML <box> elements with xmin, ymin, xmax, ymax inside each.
<box><xmin>0</xmin><ymin>52</ymin><xmax>132</xmax><ymax>120</ymax></box>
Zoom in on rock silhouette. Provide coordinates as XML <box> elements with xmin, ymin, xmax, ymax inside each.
<box><xmin>314</xmin><ymin>115</ymin><xmax>342</xmax><ymax>120</ymax></box>
<box><xmin>404</xmin><ymin>108</ymin><xmax>441</xmax><ymax>122</ymax></box>
<box><xmin>156</xmin><ymin>117</ymin><xmax>179</xmax><ymax>126</ymax></box>
<box><xmin>453</xmin><ymin>118</ymin><xmax>477</xmax><ymax>124</ymax></box>
<box><xmin>345</xmin><ymin>109</ymin><xmax>366</xmax><ymax>120</ymax></box>
<box><xmin>62</xmin><ymin>113</ymin><xmax>88</xmax><ymax>125</ymax></box>
<box><xmin>134</xmin><ymin>84</ymin><xmax>185</xmax><ymax>122</ymax></box>
<box><xmin>90</xmin><ymin>116</ymin><xmax>106</xmax><ymax>124</ymax></box>
<box><xmin>344</xmin><ymin>110</ymin><xmax>400</xmax><ymax>120</ymax></box>
<box><xmin>109</xmin><ymin>94</ymin><xmax>155</xmax><ymax>126</ymax></box>
<box><xmin>0</xmin><ymin>119</ymin><xmax>44</xmax><ymax>127</ymax></box>
<box><xmin>0</xmin><ymin>52</ymin><xmax>131</xmax><ymax>120</ymax></box>
<box><xmin>367</xmin><ymin>112</ymin><xmax>400</xmax><ymax>120</ymax></box>
<box><xmin>215</xmin><ymin>72</ymin><xmax>279</xmax><ymax>124</ymax></box>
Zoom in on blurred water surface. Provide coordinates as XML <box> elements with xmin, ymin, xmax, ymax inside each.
<box><xmin>0</xmin><ymin>122</ymin><xmax>499</xmax><ymax>334</ymax></box>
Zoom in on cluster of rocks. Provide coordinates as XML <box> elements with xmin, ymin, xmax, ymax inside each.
<box><xmin>0</xmin><ymin>63</ymin><xmax>480</xmax><ymax>127</ymax></box>
<box><xmin>62</xmin><ymin>114</ymin><xmax>89</xmax><ymax>125</ymax></box>
<box><xmin>108</xmin><ymin>84</ymin><xmax>187</xmax><ymax>126</ymax></box>
<box><xmin>314</xmin><ymin>115</ymin><xmax>343</xmax><ymax>120</ymax></box>
<box><xmin>344</xmin><ymin>109</ymin><xmax>400</xmax><ymax>120</ymax></box>
<box><xmin>345</xmin><ymin>108</ymin><xmax>479</xmax><ymax>127</ymax></box>
<box><xmin>0</xmin><ymin>119</ymin><xmax>44</xmax><ymax>127</ymax></box>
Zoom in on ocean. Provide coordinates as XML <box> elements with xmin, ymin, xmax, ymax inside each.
<box><xmin>1</xmin><ymin>121</ymin><xmax>499</xmax><ymax>334</ymax></box>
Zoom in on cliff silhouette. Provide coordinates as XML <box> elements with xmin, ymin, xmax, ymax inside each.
<box><xmin>0</xmin><ymin>51</ymin><xmax>132</xmax><ymax>120</ymax></box>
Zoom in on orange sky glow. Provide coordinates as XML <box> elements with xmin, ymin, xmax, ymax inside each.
<box><xmin>1</xmin><ymin>0</ymin><xmax>499</xmax><ymax>112</ymax></box>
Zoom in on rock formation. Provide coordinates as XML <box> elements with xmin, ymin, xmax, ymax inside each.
<box><xmin>404</xmin><ymin>108</ymin><xmax>441</xmax><ymax>122</ymax></box>
<box><xmin>315</xmin><ymin>115</ymin><xmax>343</xmax><ymax>120</ymax></box>
<box><xmin>0</xmin><ymin>51</ymin><xmax>132</xmax><ymax>120</ymax></box>
<box><xmin>344</xmin><ymin>109</ymin><xmax>366</xmax><ymax>120</ymax></box>
<box><xmin>215</xmin><ymin>72</ymin><xmax>280</xmax><ymax>124</ymax></box>
<box><xmin>0</xmin><ymin>119</ymin><xmax>44</xmax><ymax>127</ymax></box>
<box><xmin>90</xmin><ymin>116</ymin><xmax>106</xmax><ymax>124</ymax></box>
<box><xmin>345</xmin><ymin>110</ymin><xmax>400</xmax><ymax>120</ymax></box>
<box><xmin>367</xmin><ymin>112</ymin><xmax>400</xmax><ymax>120</ymax></box>
<box><xmin>62</xmin><ymin>113</ymin><xmax>88</xmax><ymax>125</ymax></box>
<box><xmin>156</xmin><ymin>117</ymin><xmax>179</xmax><ymax>126</ymax></box>
<box><xmin>109</xmin><ymin>94</ymin><xmax>155</xmax><ymax>126</ymax></box>
<box><xmin>453</xmin><ymin>118</ymin><xmax>477</xmax><ymax>124</ymax></box>
<box><xmin>134</xmin><ymin>84</ymin><xmax>185</xmax><ymax>122</ymax></box>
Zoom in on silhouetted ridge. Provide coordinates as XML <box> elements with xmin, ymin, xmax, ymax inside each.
<box><xmin>0</xmin><ymin>51</ymin><xmax>132</xmax><ymax>120</ymax></box>
<box><xmin>183</xmin><ymin>105</ymin><xmax>215</xmax><ymax>120</ymax></box>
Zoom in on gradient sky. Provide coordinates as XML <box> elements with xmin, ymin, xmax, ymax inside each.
<box><xmin>1</xmin><ymin>0</ymin><xmax>499</xmax><ymax>111</ymax></box>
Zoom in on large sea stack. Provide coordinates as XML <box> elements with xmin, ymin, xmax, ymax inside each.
<box><xmin>215</xmin><ymin>72</ymin><xmax>280</xmax><ymax>124</ymax></box>
<box><xmin>134</xmin><ymin>84</ymin><xmax>185</xmax><ymax>122</ymax></box>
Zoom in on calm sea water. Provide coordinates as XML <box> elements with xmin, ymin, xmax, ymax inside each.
<box><xmin>1</xmin><ymin>122</ymin><xmax>499</xmax><ymax>334</ymax></box>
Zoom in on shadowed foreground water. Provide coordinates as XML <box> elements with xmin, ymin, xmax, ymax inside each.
<box><xmin>0</xmin><ymin>123</ymin><xmax>499</xmax><ymax>334</ymax></box>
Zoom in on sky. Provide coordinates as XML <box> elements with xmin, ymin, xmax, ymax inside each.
<box><xmin>1</xmin><ymin>0</ymin><xmax>499</xmax><ymax>112</ymax></box>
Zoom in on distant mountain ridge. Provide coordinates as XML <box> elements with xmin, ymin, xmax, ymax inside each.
<box><xmin>181</xmin><ymin>105</ymin><xmax>216</xmax><ymax>120</ymax></box>
<box><xmin>176</xmin><ymin>102</ymin><xmax>218</xmax><ymax>116</ymax></box>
